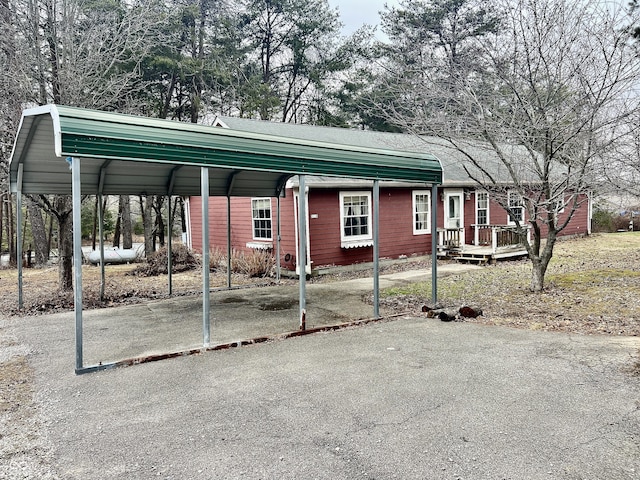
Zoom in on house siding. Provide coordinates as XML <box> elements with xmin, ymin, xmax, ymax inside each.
<box><xmin>538</xmin><ymin>193</ymin><xmax>591</xmax><ymax>237</ymax></box>
<box><xmin>465</xmin><ymin>191</ymin><xmax>590</xmax><ymax>240</ymax></box>
<box><xmin>307</xmin><ymin>188</ymin><xmax>433</xmax><ymax>268</ymax></box>
<box><xmin>187</xmin><ymin>189</ymin><xmax>590</xmax><ymax>272</ymax></box>
<box><xmin>188</xmin><ymin>187</ymin><xmax>435</xmax><ymax>271</ymax></box>
<box><xmin>189</xmin><ymin>196</ymin><xmax>297</xmax><ymax>270</ymax></box>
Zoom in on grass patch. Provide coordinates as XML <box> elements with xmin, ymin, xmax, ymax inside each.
<box><xmin>548</xmin><ymin>269</ymin><xmax>640</xmax><ymax>289</ymax></box>
<box><xmin>379</xmin><ymin>233</ymin><xmax>640</xmax><ymax>337</ymax></box>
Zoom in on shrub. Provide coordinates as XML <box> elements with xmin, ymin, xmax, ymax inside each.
<box><xmin>208</xmin><ymin>248</ymin><xmax>227</xmax><ymax>272</ymax></box>
<box><xmin>236</xmin><ymin>249</ymin><xmax>275</xmax><ymax>277</ymax></box>
<box><xmin>591</xmin><ymin>208</ymin><xmax>615</xmax><ymax>233</ymax></box>
<box><xmin>209</xmin><ymin>248</ymin><xmax>275</xmax><ymax>277</ymax></box>
<box><xmin>128</xmin><ymin>244</ymin><xmax>199</xmax><ymax>276</ymax></box>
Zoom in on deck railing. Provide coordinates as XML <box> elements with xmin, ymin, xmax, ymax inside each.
<box><xmin>436</xmin><ymin>228</ymin><xmax>464</xmax><ymax>250</ymax></box>
<box><xmin>471</xmin><ymin>224</ymin><xmax>530</xmax><ymax>253</ymax></box>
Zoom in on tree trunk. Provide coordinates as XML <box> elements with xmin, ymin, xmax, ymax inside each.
<box><xmin>27</xmin><ymin>197</ymin><xmax>49</xmax><ymax>265</ymax></box>
<box><xmin>140</xmin><ymin>195</ymin><xmax>154</xmax><ymax>257</ymax></box>
<box><xmin>0</xmin><ymin>194</ymin><xmax>4</xmax><ymax>256</ymax></box>
<box><xmin>154</xmin><ymin>196</ymin><xmax>165</xmax><ymax>248</ymax></box>
<box><xmin>529</xmin><ymin>234</ymin><xmax>556</xmax><ymax>292</ymax></box>
<box><xmin>55</xmin><ymin>196</ymin><xmax>74</xmax><ymax>292</ymax></box>
<box><xmin>47</xmin><ymin>214</ymin><xmax>54</xmax><ymax>257</ymax></box>
<box><xmin>113</xmin><ymin>201</ymin><xmax>121</xmax><ymax>248</ymax></box>
<box><xmin>121</xmin><ymin>195</ymin><xmax>132</xmax><ymax>249</ymax></box>
<box><xmin>530</xmin><ymin>260</ymin><xmax>545</xmax><ymax>292</ymax></box>
<box><xmin>179</xmin><ymin>197</ymin><xmax>187</xmax><ymax>237</ymax></box>
<box><xmin>171</xmin><ymin>197</ymin><xmax>185</xmax><ymax>242</ymax></box>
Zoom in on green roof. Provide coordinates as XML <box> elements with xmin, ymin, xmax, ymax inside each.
<box><xmin>10</xmin><ymin>105</ymin><xmax>442</xmax><ymax>196</ymax></box>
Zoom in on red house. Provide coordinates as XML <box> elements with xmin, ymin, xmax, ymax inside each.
<box><xmin>186</xmin><ymin>117</ymin><xmax>592</xmax><ymax>272</ymax></box>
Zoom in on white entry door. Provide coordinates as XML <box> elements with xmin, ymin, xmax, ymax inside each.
<box><xmin>444</xmin><ymin>190</ymin><xmax>465</xmax><ymax>243</ymax></box>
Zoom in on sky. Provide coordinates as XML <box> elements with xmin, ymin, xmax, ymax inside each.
<box><xmin>327</xmin><ymin>0</ymin><xmax>400</xmax><ymax>35</ymax></box>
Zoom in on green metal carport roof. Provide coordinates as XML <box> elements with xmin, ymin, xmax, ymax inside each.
<box><xmin>10</xmin><ymin>105</ymin><xmax>442</xmax><ymax>196</ymax></box>
<box><xmin>9</xmin><ymin>104</ymin><xmax>442</xmax><ymax>375</ymax></box>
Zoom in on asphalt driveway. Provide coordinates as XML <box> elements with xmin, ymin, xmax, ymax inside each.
<box><xmin>3</xmin><ymin>300</ymin><xmax>639</xmax><ymax>479</ymax></box>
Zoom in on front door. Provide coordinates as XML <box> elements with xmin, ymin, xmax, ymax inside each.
<box><xmin>444</xmin><ymin>190</ymin><xmax>465</xmax><ymax>244</ymax></box>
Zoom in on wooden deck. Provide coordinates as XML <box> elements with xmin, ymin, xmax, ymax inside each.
<box><xmin>437</xmin><ymin>225</ymin><xmax>529</xmax><ymax>264</ymax></box>
<box><xmin>442</xmin><ymin>244</ymin><xmax>528</xmax><ymax>264</ymax></box>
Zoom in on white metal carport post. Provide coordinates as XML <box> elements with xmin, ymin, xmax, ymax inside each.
<box><xmin>373</xmin><ymin>180</ymin><xmax>380</xmax><ymax>318</ymax></box>
<box><xmin>201</xmin><ymin>167</ymin><xmax>211</xmax><ymax>346</ymax></box>
<box><xmin>298</xmin><ymin>175</ymin><xmax>307</xmax><ymax>330</ymax></box>
<box><xmin>70</xmin><ymin>157</ymin><xmax>84</xmax><ymax>373</ymax></box>
<box><xmin>16</xmin><ymin>164</ymin><xmax>23</xmax><ymax>309</ymax></box>
<box><xmin>432</xmin><ymin>183</ymin><xmax>438</xmax><ymax>303</ymax></box>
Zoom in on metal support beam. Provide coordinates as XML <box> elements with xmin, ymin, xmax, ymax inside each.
<box><xmin>201</xmin><ymin>167</ymin><xmax>211</xmax><ymax>346</ymax></box>
<box><xmin>373</xmin><ymin>180</ymin><xmax>380</xmax><ymax>318</ymax></box>
<box><xmin>70</xmin><ymin>157</ymin><xmax>84</xmax><ymax>373</ymax></box>
<box><xmin>227</xmin><ymin>196</ymin><xmax>232</xmax><ymax>288</ymax></box>
<box><xmin>98</xmin><ymin>194</ymin><xmax>105</xmax><ymax>301</ymax></box>
<box><xmin>16</xmin><ymin>164</ymin><xmax>23</xmax><ymax>309</ymax></box>
<box><xmin>432</xmin><ymin>183</ymin><xmax>438</xmax><ymax>303</ymax></box>
<box><xmin>276</xmin><ymin>195</ymin><xmax>281</xmax><ymax>282</ymax></box>
<box><xmin>298</xmin><ymin>175</ymin><xmax>307</xmax><ymax>330</ymax></box>
<box><xmin>167</xmin><ymin>197</ymin><xmax>173</xmax><ymax>295</ymax></box>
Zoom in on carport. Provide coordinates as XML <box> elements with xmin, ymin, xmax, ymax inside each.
<box><xmin>9</xmin><ymin>105</ymin><xmax>442</xmax><ymax>374</ymax></box>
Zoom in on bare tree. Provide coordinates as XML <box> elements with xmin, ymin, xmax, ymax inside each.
<box><xmin>26</xmin><ymin>196</ymin><xmax>49</xmax><ymax>264</ymax></box>
<box><xmin>121</xmin><ymin>195</ymin><xmax>133</xmax><ymax>250</ymax></box>
<box><xmin>374</xmin><ymin>0</ymin><xmax>640</xmax><ymax>291</ymax></box>
<box><xmin>139</xmin><ymin>195</ymin><xmax>155</xmax><ymax>257</ymax></box>
<box><xmin>7</xmin><ymin>0</ymin><xmax>168</xmax><ymax>290</ymax></box>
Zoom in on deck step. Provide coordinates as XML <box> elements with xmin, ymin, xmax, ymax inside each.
<box><xmin>452</xmin><ymin>254</ymin><xmax>492</xmax><ymax>264</ymax></box>
<box><xmin>440</xmin><ymin>245</ymin><xmax>529</xmax><ymax>264</ymax></box>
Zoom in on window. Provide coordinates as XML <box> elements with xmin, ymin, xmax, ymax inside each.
<box><xmin>413</xmin><ymin>191</ymin><xmax>431</xmax><ymax>234</ymax></box>
<box><xmin>507</xmin><ymin>191</ymin><xmax>524</xmax><ymax>225</ymax></box>
<box><xmin>340</xmin><ymin>191</ymin><xmax>372</xmax><ymax>246</ymax></box>
<box><xmin>251</xmin><ymin>198</ymin><xmax>272</xmax><ymax>240</ymax></box>
<box><xmin>476</xmin><ymin>191</ymin><xmax>489</xmax><ymax>225</ymax></box>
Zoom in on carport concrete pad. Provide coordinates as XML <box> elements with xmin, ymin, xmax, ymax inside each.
<box><xmin>4</xmin><ymin>313</ymin><xmax>640</xmax><ymax>479</ymax></box>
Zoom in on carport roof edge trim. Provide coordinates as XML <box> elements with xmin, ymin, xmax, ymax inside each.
<box><xmin>9</xmin><ymin>105</ymin><xmax>443</xmax><ymax>192</ymax></box>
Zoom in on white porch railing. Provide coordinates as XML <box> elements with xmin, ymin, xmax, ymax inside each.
<box><xmin>437</xmin><ymin>228</ymin><xmax>465</xmax><ymax>251</ymax></box>
<box><xmin>471</xmin><ymin>224</ymin><xmax>531</xmax><ymax>253</ymax></box>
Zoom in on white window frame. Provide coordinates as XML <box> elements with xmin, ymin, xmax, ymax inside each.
<box><xmin>507</xmin><ymin>191</ymin><xmax>525</xmax><ymax>225</ymax></box>
<box><xmin>251</xmin><ymin>197</ymin><xmax>272</xmax><ymax>241</ymax></box>
<box><xmin>412</xmin><ymin>190</ymin><xmax>431</xmax><ymax>234</ymax></box>
<box><xmin>339</xmin><ymin>191</ymin><xmax>373</xmax><ymax>247</ymax></box>
<box><xmin>476</xmin><ymin>190</ymin><xmax>490</xmax><ymax>225</ymax></box>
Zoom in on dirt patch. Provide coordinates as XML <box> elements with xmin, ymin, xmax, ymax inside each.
<box><xmin>0</xmin><ymin>263</ymin><xmax>281</xmax><ymax>317</ymax></box>
<box><xmin>0</xmin><ymin>332</ymin><xmax>59</xmax><ymax>479</ymax></box>
<box><xmin>622</xmin><ymin>349</ymin><xmax>640</xmax><ymax>377</ymax></box>
<box><xmin>258</xmin><ymin>299</ymin><xmax>296</xmax><ymax>311</ymax></box>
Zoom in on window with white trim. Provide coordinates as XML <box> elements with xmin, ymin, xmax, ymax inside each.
<box><xmin>340</xmin><ymin>191</ymin><xmax>372</xmax><ymax>246</ymax></box>
<box><xmin>251</xmin><ymin>198</ymin><xmax>272</xmax><ymax>240</ymax></box>
<box><xmin>413</xmin><ymin>191</ymin><xmax>431</xmax><ymax>234</ymax></box>
<box><xmin>476</xmin><ymin>191</ymin><xmax>489</xmax><ymax>225</ymax></box>
<box><xmin>507</xmin><ymin>191</ymin><xmax>524</xmax><ymax>225</ymax></box>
